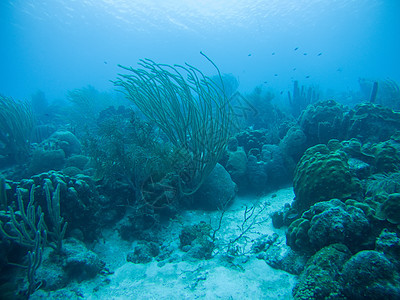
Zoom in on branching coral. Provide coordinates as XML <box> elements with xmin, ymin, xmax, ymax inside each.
<box><xmin>114</xmin><ymin>53</ymin><xmax>237</xmax><ymax>195</ymax></box>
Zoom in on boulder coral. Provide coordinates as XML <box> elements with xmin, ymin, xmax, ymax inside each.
<box><xmin>347</xmin><ymin>103</ymin><xmax>400</xmax><ymax>143</ymax></box>
<box><xmin>293</xmin><ymin>243</ymin><xmax>351</xmax><ymax>300</ymax></box>
<box><xmin>287</xmin><ymin>199</ymin><xmax>370</xmax><ymax>253</ymax></box>
<box><xmin>225</xmin><ymin>146</ymin><xmax>247</xmax><ymax>185</ymax></box>
<box><xmin>191</xmin><ymin>163</ymin><xmax>236</xmax><ymax>210</ymax></box>
<box><xmin>375</xmin><ymin>193</ymin><xmax>400</xmax><ymax>225</ymax></box>
<box><xmin>298</xmin><ymin>100</ymin><xmax>349</xmax><ymax>146</ymax></box>
<box><xmin>341</xmin><ymin>250</ymin><xmax>400</xmax><ymax>299</ymax></box>
<box><xmin>48</xmin><ymin>131</ymin><xmax>82</xmax><ymax>157</ymax></box>
<box><xmin>279</xmin><ymin>125</ymin><xmax>307</xmax><ymax>163</ymax></box>
<box><xmin>293</xmin><ymin>142</ymin><xmax>361</xmax><ymax>212</ymax></box>
<box><xmin>372</xmin><ymin>140</ymin><xmax>400</xmax><ymax>173</ymax></box>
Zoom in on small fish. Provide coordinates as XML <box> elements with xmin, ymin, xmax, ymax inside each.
<box><xmin>303</xmin><ymin>53</ymin><xmax>307</xmax><ymax>56</ymax></box>
<box><xmin>294</xmin><ymin>47</ymin><xmax>298</xmax><ymax>51</ymax></box>
<box><xmin>248</xmin><ymin>53</ymin><xmax>252</xmax><ymax>56</ymax></box>
<box><xmin>305</xmin><ymin>75</ymin><xmax>310</xmax><ymax>78</ymax></box>
<box><xmin>264</xmin><ymin>81</ymin><xmax>268</xmax><ymax>84</ymax></box>
<box><xmin>280</xmin><ymin>91</ymin><xmax>284</xmax><ymax>95</ymax></box>
<box><xmin>104</xmin><ymin>61</ymin><xmax>108</xmax><ymax>64</ymax></box>
<box><xmin>336</xmin><ymin>68</ymin><xmax>343</xmax><ymax>72</ymax></box>
<box><xmin>317</xmin><ymin>53</ymin><xmax>322</xmax><ymax>56</ymax></box>
<box><xmin>287</xmin><ymin>213</ymin><xmax>299</xmax><ymax>220</ymax></box>
<box><xmin>272</xmin><ymin>52</ymin><xmax>275</xmax><ymax>55</ymax></box>
<box><xmin>293</xmin><ymin>68</ymin><xmax>297</xmax><ymax>71</ymax></box>
<box><xmin>274</xmin><ymin>74</ymin><xmax>278</xmax><ymax>76</ymax></box>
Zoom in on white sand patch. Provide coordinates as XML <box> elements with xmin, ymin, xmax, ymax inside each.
<box><xmin>34</xmin><ymin>187</ymin><xmax>297</xmax><ymax>299</ymax></box>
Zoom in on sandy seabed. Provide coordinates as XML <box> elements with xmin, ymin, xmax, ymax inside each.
<box><xmin>32</xmin><ymin>187</ymin><xmax>297</xmax><ymax>299</ymax></box>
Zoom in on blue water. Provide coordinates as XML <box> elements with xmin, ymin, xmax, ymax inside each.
<box><xmin>1</xmin><ymin>0</ymin><xmax>399</xmax><ymax>102</ymax></box>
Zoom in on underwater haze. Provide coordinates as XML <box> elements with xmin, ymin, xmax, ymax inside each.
<box><xmin>3</xmin><ymin>1</ymin><xmax>400</xmax><ymax>299</ymax></box>
<box><xmin>1</xmin><ymin>0</ymin><xmax>399</xmax><ymax>101</ymax></box>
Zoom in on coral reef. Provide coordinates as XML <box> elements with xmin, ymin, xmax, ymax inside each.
<box><xmin>246</xmin><ymin>154</ymin><xmax>269</xmax><ymax>191</ymax></box>
<box><xmin>126</xmin><ymin>242</ymin><xmax>160</xmax><ymax>264</ymax></box>
<box><xmin>375</xmin><ymin>193</ymin><xmax>400</xmax><ymax>225</ymax></box>
<box><xmin>235</xmin><ymin>128</ymin><xmax>278</xmax><ymax>154</ymax></box>
<box><xmin>293</xmin><ymin>232</ymin><xmax>400</xmax><ymax>300</ymax></box>
<box><xmin>223</xmin><ymin>131</ymin><xmax>292</xmax><ymax>193</ymax></box>
<box><xmin>293</xmin><ymin>243</ymin><xmax>351</xmax><ymax>300</ymax></box>
<box><xmin>0</xmin><ymin>95</ymin><xmax>34</xmax><ymax>166</ymax></box>
<box><xmin>36</xmin><ymin>238</ymin><xmax>105</xmax><ymax>291</ymax></box>
<box><xmin>225</xmin><ymin>146</ymin><xmax>247</xmax><ymax>186</ymax></box>
<box><xmin>29</xmin><ymin>149</ymin><xmax>66</xmax><ymax>175</ymax></box>
<box><xmin>293</xmin><ymin>142</ymin><xmax>361</xmax><ymax>212</ymax></box>
<box><xmin>286</xmin><ymin>199</ymin><xmax>370</xmax><ymax>253</ymax></box>
<box><xmin>2</xmin><ymin>50</ymin><xmax>400</xmax><ymax>299</ymax></box>
<box><xmin>10</xmin><ymin>171</ymin><xmax>104</xmax><ymax>242</ymax></box>
<box><xmin>260</xmin><ymin>144</ymin><xmax>288</xmax><ymax>186</ymax></box>
<box><xmin>279</xmin><ymin>125</ymin><xmax>307</xmax><ymax>163</ymax></box>
<box><xmin>243</xmin><ymin>85</ymin><xmax>290</xmax><ymax>131</ymax></box>
<box><xmin>114</xmin><ymin>55</ymin><xmax>237</xmax><ymax>195</ymax></box>
<box><xmin>190</xmin><ymin>163</ymin><xmax>236</xmax><ymax>210</ymax></box>
<box><xmin>372</xmin><ymin>139</ymin><xmax>400</xmax><ymax>173</ymax></box>
<box><xmin>298</xmin><ymin>100</ymin><xmax>349</xmax><ymax>146</ymax></box>
<box><xmin>288</xmin><ymin>80</ymin><xmax>320</xmax><ymax>118</ymax></box>
<box><xmin>28</xmin><ymin>130</ymin><xmax>84</xmax><ymax>176</ymax></box>
<box><xmin>347</xmin><ymin>103</ymin><xmax>400</xmax><ymax>143</ymax></box>
<box><xmin>341</xmin><ymin>250</ymin><xmax>400</xmax><ymax>299</ymax></box>
<box><xmin>359</xmin><ymin>78</ymin><xmax>400</xmax><ymax>110</ymax></box>
<box><xmin>180</xmin><ymin>222</ymin><xmax>214</xmax><ymax>260</ymax></box>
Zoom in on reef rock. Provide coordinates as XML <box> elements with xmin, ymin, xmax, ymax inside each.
<box><xmin>299</xmin><ymin>100</ymin><xmax>349</xmax><ymax>146</ymax></box>
<box><xmin>341</xmin><ymin>250</ymin><xmax>400</xmax><ymax>299</ymax></box>
<box><xmin>191</xmin><ymin>163</ymin><xmax>236</xmax><ymax>210</ymax></box>
<box><xmin>347</xmin><ymin>103</ymin><xmax>400</xmax><ymax>143</ymax></box>
<box><xmin>287</xmin><ymin>199</ymin><xmax>370</xmax><ymax>253</ymax></box>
